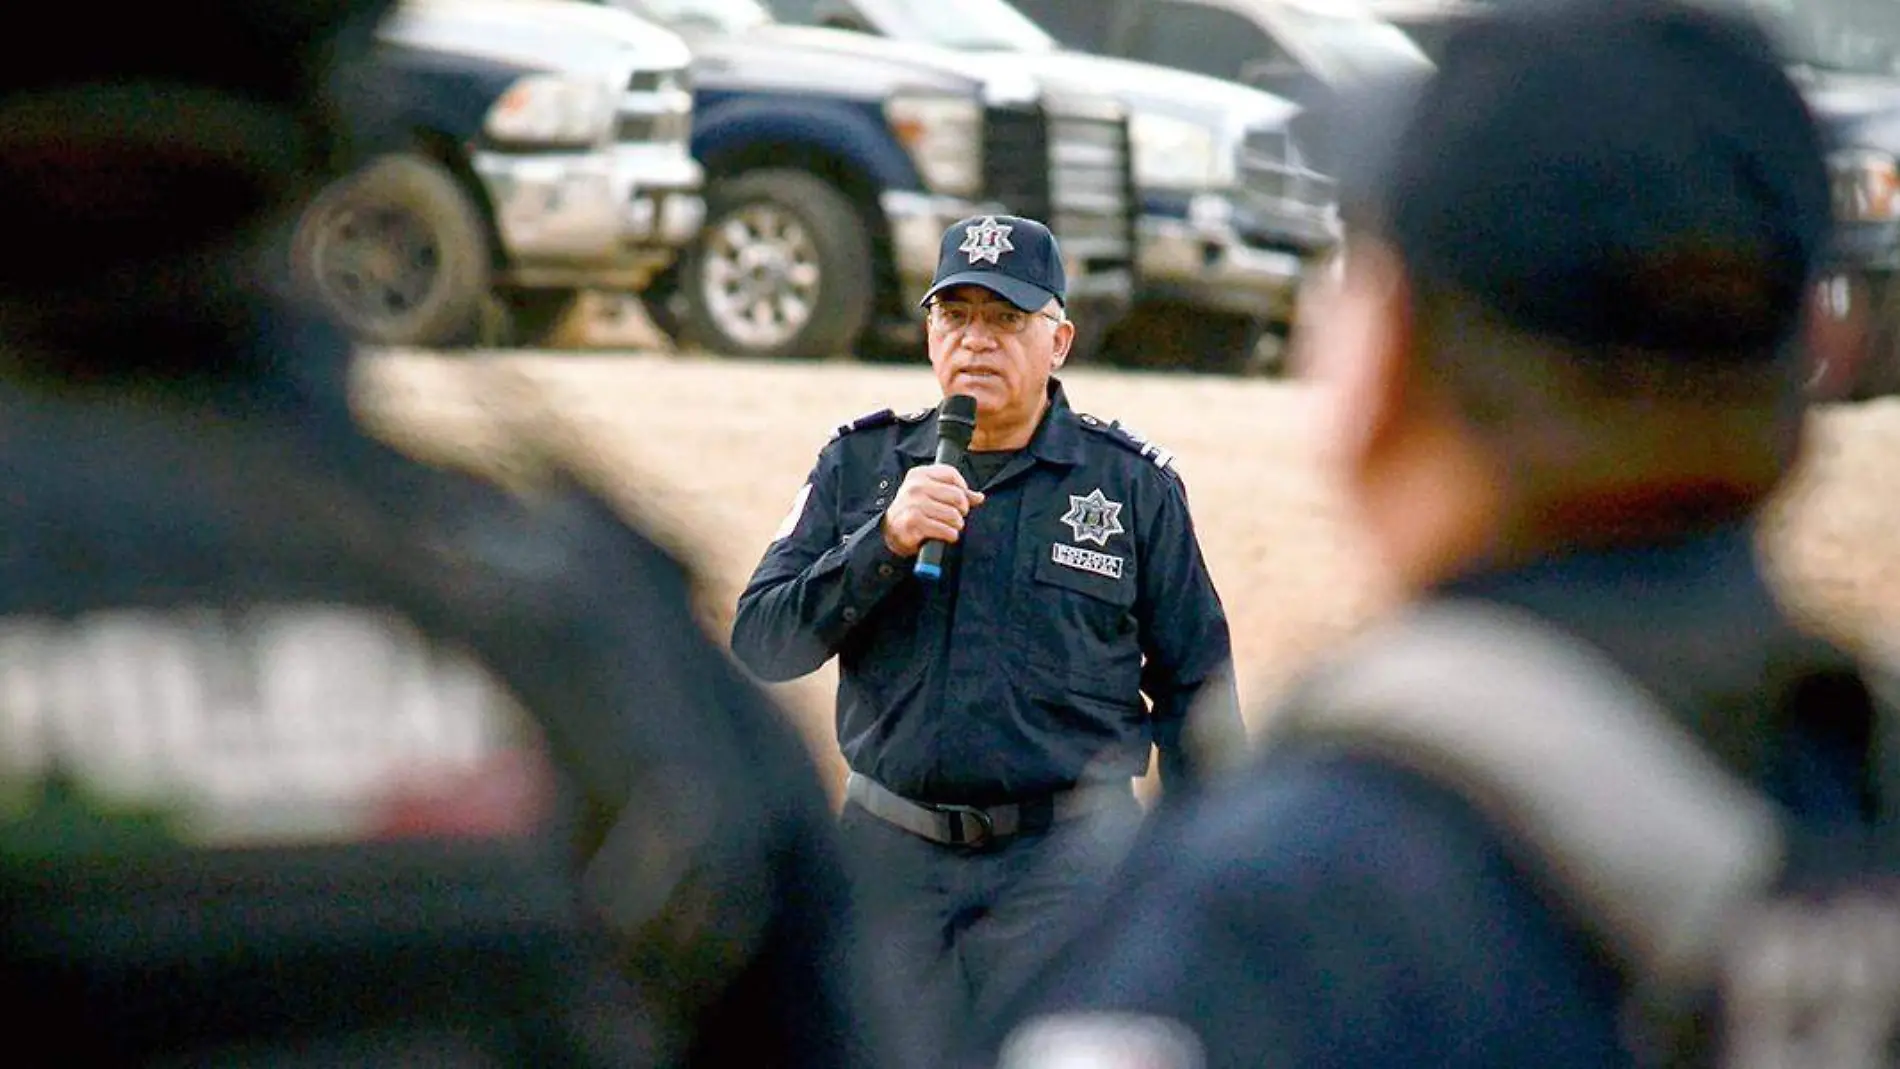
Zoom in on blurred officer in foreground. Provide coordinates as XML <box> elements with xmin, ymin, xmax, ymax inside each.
<box><xmin>0</xmin><ymin>4</ymin><xmax>877</xmax><ymax>1066</ymax></box>
<box><xmin>731</xmin><ymin>214</ymin><xmax>1243</xmax><ymax>1067</ymax></box>
<box><xmin>977</xmin><ymin>2</ymin><xmax>1900</xmax><ymax>1067</ymax></box>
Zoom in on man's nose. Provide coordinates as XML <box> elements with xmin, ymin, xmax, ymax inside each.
<box><xmin>961</xmin><ymin>318</ymin><xmax>1002</xmax><ymax>347</ymax></box>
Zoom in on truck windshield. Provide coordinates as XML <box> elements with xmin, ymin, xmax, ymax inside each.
<box><xmin>1484</xmin><ymin>0</ymin><xmax>1900</xmax><ymax>77</ymax></box>
<box><xmin>625</xmin><ymin>0</ymin><xmax>775</xmax><ymax>34</ymax></box>
<box><xmin>1748</xmin><ymin>0</ymin><xmax>1900</xmax><ymax>76</ymax></box>
<box><xmin>824</xmin><ymin>0</ymin><xmax>1059</xmax><ymax>52</ymax></box>
<box><xmin>1270</xmin><ymin>2</ymin><xmax>1431</xmax><ymax>83</ymax></box>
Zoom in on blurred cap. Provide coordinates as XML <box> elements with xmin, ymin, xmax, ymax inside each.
<box><xmin>920</xmin><ymin>214</ymin><xmax>1068</xmax><ymax>312</ymax></box>
<box><xmin>0</xmin><ymin>0</ymin><xmax>396</xmax><ymax>106</ymax></box>
<box><xmin>1329</xmin><ymin>0</ymin><xmax>1833</xmax><ymax>358</ymax></box>
<box><xmin>0</xmin><ymin>0</ymin><xmax>400</xmax><ymax>292</ymax></box>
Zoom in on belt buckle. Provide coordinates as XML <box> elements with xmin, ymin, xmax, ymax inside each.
<box><xmin>935</xmin><ymin>803</ymin><xmax>994</xmax><ymax>847</ymax></box>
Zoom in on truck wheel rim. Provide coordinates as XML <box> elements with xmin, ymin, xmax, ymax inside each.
<box><xmin>700</xmin><ymin>202</ymin><xmax>822</xmax><ymax>351</ymax></box>
<box><xmin>308</xmin><ymin>204</ymin><xmax>441</xmax><ymax>332</ymax></box>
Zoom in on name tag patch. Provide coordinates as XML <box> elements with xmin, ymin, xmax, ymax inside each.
<box><xmin>0</xmin><ymin>605</ymin><xmax>550</xmax><ymax>849</ymax></box>
<box><xmin>1052</xmin><ymin>542</ymin><xmax>1124</xmax><ymax>580</ymax></box>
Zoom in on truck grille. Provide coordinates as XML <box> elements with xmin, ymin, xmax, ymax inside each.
<box><xmin>982</xmin><ymin>98</ymin><xmax>1136</xmax><ymax>291</ymax></box>
<box><xmin>615</xmin><ymin>66</ymin><xmax>692</xmax><ymax>146</ymax></box>
<box><xmin>614</xmin><ymin>111</ymin><xmax>692</xmax><ymax>145</ymax></box>
<box><xmin>1237</xmin><ymin>127</ymin><xmax>1336</xmax><ymax>219</ymax></box>
<box><xmin>628</xmin><ymin>68</ymin><xmax>691</xmax><ymax>95</ymax></box>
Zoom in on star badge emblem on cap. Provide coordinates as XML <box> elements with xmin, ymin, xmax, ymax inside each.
<box><xmin>959</xmin><ymin>216</ymin><xmax>1014</xmax><ymax>265</ymax></box>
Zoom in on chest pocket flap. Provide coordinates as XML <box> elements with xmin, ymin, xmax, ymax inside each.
<box><xmin>1033</xmin><ymin>541</ymin><xmax>1137</xmax><ymax>608</ymax></box>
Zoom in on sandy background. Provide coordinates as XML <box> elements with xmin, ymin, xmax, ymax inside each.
<box><xmin>354</xmin><ymin>349</ymin><xmax>1900</xmax><ymax>797</ymax></box>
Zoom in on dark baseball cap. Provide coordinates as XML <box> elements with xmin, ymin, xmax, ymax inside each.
<box><xmin>1330</xmin><ymin>0</ymin><xmax>1833</xmax><ymax>358</ymax></box>
<box><xmin>0</xmin><ymin>0</ymin><xmax>400</xmax><ymax>299</ymax></box>
<box><xmin>0</xmin><ymin>0</ymin><xmax>395</xmax><ymax>105</ymax></box>
<box><xmin>919</xmin><ymin>214</ymin><xmax>1068</xmax><ymax>312</ymax></box>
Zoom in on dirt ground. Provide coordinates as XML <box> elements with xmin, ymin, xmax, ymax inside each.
<box><xmin>354</xmin><ymin>348</ymin><xmax>1900</xmax><ymax>796</ymax></box>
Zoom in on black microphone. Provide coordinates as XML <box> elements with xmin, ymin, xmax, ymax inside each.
<box><xmin>913</xmin><ymin>393</ymin><xmax>978</xmax><ymax>581</ymax></box>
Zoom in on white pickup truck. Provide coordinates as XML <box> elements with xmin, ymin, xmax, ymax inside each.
<box><xmin>294</xmin><ymin>0</ymin><xmax>706</xmax><ymax>347</ymax></box>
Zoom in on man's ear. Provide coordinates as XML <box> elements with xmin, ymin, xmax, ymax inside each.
<box><xmin>1051</xmin><ymin>317</ymin><xmax>1076</xmax><ymax>368</ymax></box>
<box><xmin>1295</xmin><ymin>236</ymin><xmax>1415</xmax><ymax>482</ymax></box>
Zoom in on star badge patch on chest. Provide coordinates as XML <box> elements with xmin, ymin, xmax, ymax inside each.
<box><xmin>1061</xmin><ymin>488</ymin><xmax>1125</xmax><ymax>547</ymax></box>
<box><xmin>959</xmin><ymin>215</ymin><xmax>1015</xmax><ymax>265</ymax></box>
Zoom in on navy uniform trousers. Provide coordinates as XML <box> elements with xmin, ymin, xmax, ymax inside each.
<box><xmin>841</xmin><ymin>792</ymin><xmax>1145</xmax><ymax>1068</ymax></box>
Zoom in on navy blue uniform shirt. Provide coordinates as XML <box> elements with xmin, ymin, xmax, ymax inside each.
<box><xmin>972</xmin><ymin>523</ymin><xmax>1884</xmax><ymax>1068</ymax></box>
<box><xmin>0</xmin><ymin>303</ymin><xmax>881</xmax><ymax>1069</ymax></box>
<box><xmin>731</xmin><ymin>380</ymin><xmax>1242</xmax><ymax>805</ymax></box>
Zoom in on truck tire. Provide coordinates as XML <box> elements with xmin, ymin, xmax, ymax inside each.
<box><xmin>291</xmin><ymin>153</ymin><xmax>492</xmax><ymax>349</ymax></box>
<box><xmin>641</xmin><ymin>263</ymin><xmax>688</xmax><ymax>344</ymax></box>
<box><xmin>681</xmin><ymin>169</ymin><xmax>874</xmax><ymax>360</ymax></box>
<box><xmin>1101</xmin><ymin>300</ymin><xmax>1266</xmax><ymax>375</ymax></box>
<box><xmin>502</xmin><ymin>289</ymin><xmax>585</xmax><ymax>349</ymax></box>
<box><xmin>1855</xmin><ymin>272</ymin><xmax>1900</xmax><ymax>400</ymax></box>
<box><xmin>1804</xmin><ymin>272</ymin><xmax>1867</xmax><ymax>402</ymax></box>
<box><xmin>1066</xmin><ymin>316</ymin><xmax>1110</xmax><ymax>366</ymax></box>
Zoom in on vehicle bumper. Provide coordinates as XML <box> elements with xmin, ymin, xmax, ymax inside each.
<box><xmin>475</xmin><ymin>142</ymin><xmax>705</xmax><ymax>290</ymax></box>
<box><xmin>1135</xmin><ymin>193</ymin><xmax>1334</xmax><ymax>321</ymax></box>
<box><xmin>880</xmin><ymin>189</ymin><xmax>1134</xmax><ymax>314</ymax></box>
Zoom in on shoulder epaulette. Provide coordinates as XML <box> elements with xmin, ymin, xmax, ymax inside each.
<box><xmin>830</xmin><ymin>408</ymin><xmax>894</xmax><ymax>440</ymax></box>
<box><xmin>829</xmin><ymin>406</ymin><xmax>931</xmax><ymax>441</ymax></box>
<box><xmin>1077</xmin><ymin>413</ymin><xmax>1178</xmax><ymax>474</ymax></box>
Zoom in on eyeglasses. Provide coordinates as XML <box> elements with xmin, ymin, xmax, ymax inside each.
<box><xmin>926</xmin><ymin>301</ymin><xmax>1064</xmax><ymax>335</ymax></box>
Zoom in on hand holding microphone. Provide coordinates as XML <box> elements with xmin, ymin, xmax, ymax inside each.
<box><xmin>880</xmin><ymin>395</ymin><xmax>982</xmax><ymax>580</ymax></box>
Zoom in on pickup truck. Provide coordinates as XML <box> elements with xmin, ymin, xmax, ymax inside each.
<box><xmin>779</xmin><ymin>0</ymin><xmax>1343</xmax><ymax>373</ymax></box>
<box><xmin>597</xmin><ymin>0</ymin><xmax>1139</xmax><ymax>362</ymax></box>
<box><xmin>1005</xmin><ymin>0</ymin><xmax>1431</xmax><ymax>178</ymax></box>
<box><xmin>298</xmin><ymin>0</ymin><xmax>705</xmax><ymax>348</ymax></box>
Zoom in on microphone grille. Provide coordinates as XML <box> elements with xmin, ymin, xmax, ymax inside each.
<box><xmin>938</xmin><ymin>394</ymin><xmax>978</xmax><ymax>441</ymax></box>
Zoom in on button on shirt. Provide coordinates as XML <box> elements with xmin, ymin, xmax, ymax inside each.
<box><xmin>731</xmin><ymin>381</ymin><xmax>1241</xmax><ymax>806</ymax></box>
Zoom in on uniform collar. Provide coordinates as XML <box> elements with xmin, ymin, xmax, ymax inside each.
<box><xmin>1433</xmin><ymin>520</ymin><xmax>1865</xmax><ymax>795</ymax></box>
<box><xmin>1435</xmin><ymin>521</ymin><xmax>1766</xmax><ymax>622</ymax></box>
<box><xmin>899</xmin><ymin>379</ymin><xmax>1086</xmax><ymax>466</ymax></box>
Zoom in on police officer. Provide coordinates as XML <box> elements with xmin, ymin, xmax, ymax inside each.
<box><xmin>975</xmin><ymin>3</ymin><xmax>1900</xmax><ymax>1067</ymax></box>
<box><xmin>731</xmin><ymin>214</ymin><xmax>1244</xmax><ymax>1067</ymax></box>
<box><xmin>0</xmin><ymin>3</ymin><xmax>879</xmax><ymax>1066</ymax></box>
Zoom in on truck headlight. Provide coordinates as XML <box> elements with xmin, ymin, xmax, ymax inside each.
<box><xmin>1829</xmin><ymin>149</ymin><xmax>1900</xmax><ymax>222</ymax></box>
<box><xmin>886</xmin><ymin>93</ymin><xmax>983</xmax><ymax>198</ymax></box>
<box><xmin>1131</xmin><ymin>113</ymin><xmax>1220</xmax><ymax>190</ymax></box>
<box><xmin>485</xmin><ymin>74</ymin><xmax>616</xmax><ymax>149</ymax></box>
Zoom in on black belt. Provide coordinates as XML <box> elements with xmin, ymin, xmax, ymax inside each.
<box><xmin>844</xmin><ymin>771</ymin><xmax>1131</xmax><ymax>848</ymax></box>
